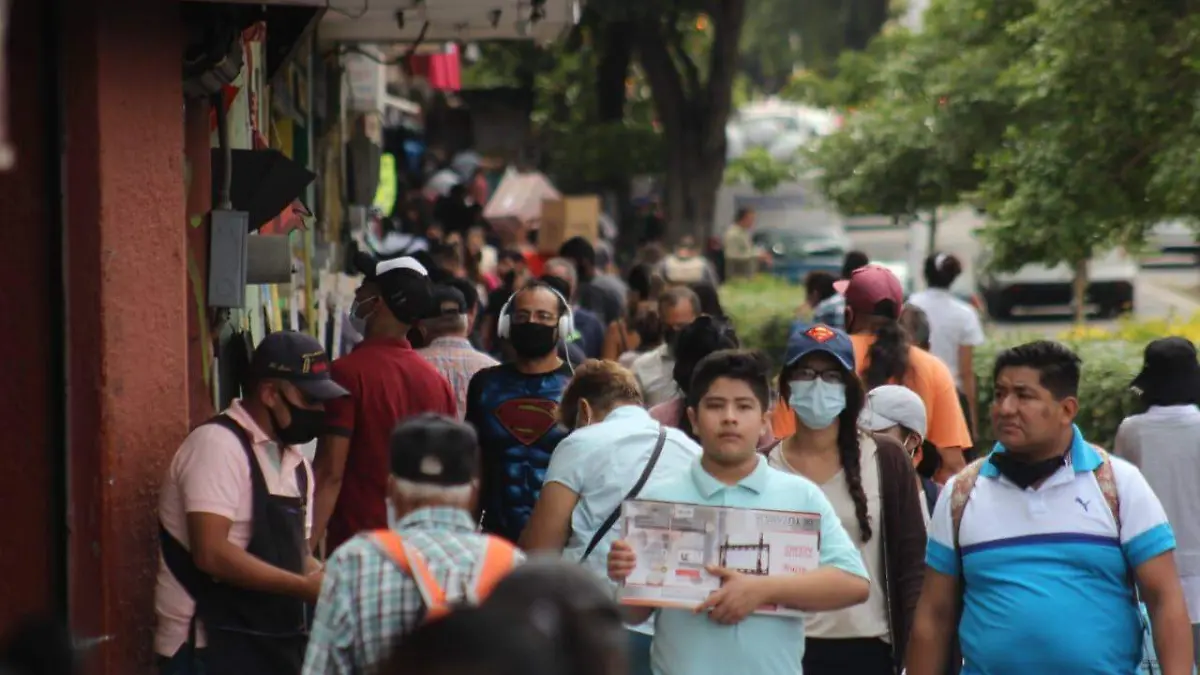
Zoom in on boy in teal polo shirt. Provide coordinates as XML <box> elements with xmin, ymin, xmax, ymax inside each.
<box><xmin>608</xmin><ymin>349</ymin><xmax>870</xmax><ymax>675</ymax></box>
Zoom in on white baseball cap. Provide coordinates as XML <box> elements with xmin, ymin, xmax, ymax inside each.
<box><xmin>859</xmin><ymin>385</ymin><xmax>927</xmax><ymax>438</ymax></box>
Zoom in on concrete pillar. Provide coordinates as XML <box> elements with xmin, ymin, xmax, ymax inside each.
<box><xmin>61</xmin><ymin>0</ymin><xmax>188</xmax><ymax>672</ymax></box>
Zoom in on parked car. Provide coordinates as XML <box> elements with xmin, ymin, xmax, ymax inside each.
<box><xmin>753</xmin><ymin>216</ymin><xmax>852</xmax><ymax>283</ymax></box>
<box><xmin>976</xmin><ymin>248</ymin><xmax>1137</xmax><ymax>319</ymax></box>
<box><xmin>1147</xmin><ymin>219</ymin><xmax>1199</xmax><ymax>253</ymax></box>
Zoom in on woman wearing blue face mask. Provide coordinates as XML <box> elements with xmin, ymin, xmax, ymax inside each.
<box><xmin>765</xmin><ymin>323</ymin><xmax>928</xmax><ymax>675</ymax></box>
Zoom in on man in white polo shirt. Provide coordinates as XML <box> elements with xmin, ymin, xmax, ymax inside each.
<box><xmin>155</xmin><ymin>331</ymin><xmax>347</xmax><ymax>675</ymax></box>
<box><xmin>907</xmin><ymin>340</ymin><xmax>1193</xmax><ymax>675</ymax></box>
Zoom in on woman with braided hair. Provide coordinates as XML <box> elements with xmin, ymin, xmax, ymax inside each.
<box><xmin>766</xmin><ymin>323</ymin><xmax>928</xmax><ymax>675</ymax></box>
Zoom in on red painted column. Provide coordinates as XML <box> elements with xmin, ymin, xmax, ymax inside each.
<box><xmin>61</xmin><ymin>0</ymin><xmax>188</xmax><ymax>672</ymax></box>
<box><xmin>0</xmin><ymin>0</ymin><xmax>54</xmax><ymax>633</ymax></box>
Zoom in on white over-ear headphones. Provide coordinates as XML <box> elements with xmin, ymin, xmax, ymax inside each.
<box><xmin>496</xmin><ymin>282</ymin><xmax>575</xmax><ymax>341</ymax></box>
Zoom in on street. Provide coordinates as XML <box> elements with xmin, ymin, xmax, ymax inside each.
<box><xmin>848</xmin><ymin>209</ymin><xmax>1200</xmax><ymax>337</ymax></box>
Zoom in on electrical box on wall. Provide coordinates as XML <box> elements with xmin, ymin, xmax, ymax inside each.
<box><xmin>208</xmin><ymin>209</ymin><xmax>251</xmax><ymax>308</ymax></box>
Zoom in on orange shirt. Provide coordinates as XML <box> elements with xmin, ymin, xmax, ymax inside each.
<box><xmin>770</xmin><ymin>334</ymin><xmax>972</xmax><ymax>450</ymax></box>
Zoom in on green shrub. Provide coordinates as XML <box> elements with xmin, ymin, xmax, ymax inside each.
<box><xmin>720</xmin><ymin>276</ymin><xmax>805</xmax><ymax>372</ymax></box>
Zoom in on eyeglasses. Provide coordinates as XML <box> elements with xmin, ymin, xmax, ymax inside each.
<box><xmin>790</xmin><ymin>367</ymin><xmax>845</xmax><ymax>384</ymax></box>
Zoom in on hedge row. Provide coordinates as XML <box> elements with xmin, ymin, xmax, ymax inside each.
<box><xmin>721</xmin><ymin>276</ymin><xmax>1171</xmax><ymax>450</ymax></box>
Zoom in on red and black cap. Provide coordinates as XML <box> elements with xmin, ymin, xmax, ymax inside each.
<box><xmin>250</xmin><ymin>331</ymin><xmax>349</xmax><ymax>401</ymax></box>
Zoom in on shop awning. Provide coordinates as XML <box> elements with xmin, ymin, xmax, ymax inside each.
<box><xmin>317</xmin><ymin>0</ymin><xmax>580</xmax><ymax>44</ymax></box>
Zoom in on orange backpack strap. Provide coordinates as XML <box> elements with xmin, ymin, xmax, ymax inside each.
<box><xmin>950</xmin><ymin>458</ymin><xmax>989</xmax><ymax>550</ymax></box>
<box><xmin>370</xmin><ymin>530</ymin><xmax>449</xmax><ymax>618</ymax></box>
<box><xmin>468</xmin><ymin>536</ymin><xmax>520</xmax><ymax>604</ymax></box>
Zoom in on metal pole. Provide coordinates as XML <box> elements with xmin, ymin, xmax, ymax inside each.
<box><xmin>303</xmin><ymin>31</ymin><xmax>317</xmax><ymax>336</ymax></box>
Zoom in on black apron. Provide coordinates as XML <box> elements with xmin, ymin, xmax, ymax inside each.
<box><xmin>160</xmin><ymin>414</ymin><xmax>310</xmax><ymax>675</ymax></box>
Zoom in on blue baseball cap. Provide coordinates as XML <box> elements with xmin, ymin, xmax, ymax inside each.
<box><xmin>784</xmin><ymin>323</ymin><xmax>856</xmax><ymax>372</ymax></box>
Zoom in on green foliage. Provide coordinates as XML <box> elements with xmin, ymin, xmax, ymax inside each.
<box><xmin>804</xmin><ymin>0</ymin><xmax>1200</xmax><ymax>278</ymax></box>
<box><xmin>724</xmin><ymin>148</ymin><xmax>800</xmax><ymax>194</ymax></box>
<box><xmin>719</xmin><ymin>275</ymin><xmax>802</xmax><ymax>371</ymax></box>
<box><xmin>739</xmin><ymin>0</ymin><xmax>895</xmax><ymax>92</ymax></box>
<box><xmin>543</xmin><ymin>123</ymin><xmax>665</xmax><ymax>192</ymax></box>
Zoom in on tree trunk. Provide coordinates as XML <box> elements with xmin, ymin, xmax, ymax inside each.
<box><xmin>596</xmin><ymin>21</ymin><xmax>633</xmax><ymax>124</ymax></box>
<box><xmin>926</xmin><ymin>209</ymin><xmax>939</xmax><ymax>254</ymax></box>
<box><xmin>634</xmin><ymin>1</ymin><xmax>747</xmax><ymax>245</ymax></box>
<box><xmin>662</xmin><ymin>126</ymin><xmax>726</xmax><ymax>243</ymax></box>
<box><xmin>1071</xmin><ymin>257</ymin><xmax>1089</xmax><ymax>325</ymax></box>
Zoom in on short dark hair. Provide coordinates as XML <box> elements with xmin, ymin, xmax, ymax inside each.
<box><xmin>841</xmin><ymin>250</ymin><xmax>870</xmax><ymax>280</ymax></box>
<box><xmin>735</xmin><ymin>207</ymin><xmax>755</xmax><ymax>222</ymax></box>
<box><xmin>689</xmin><ymin>283</ymin><xmax>725</xmax><ymax>318</ymax></box>
<box><xmin>804</xmin><ymin>271</ymin><xmax>837</xmax><ymax>302</ymax></box>
<box><xmin>446</xmin><ymin>277</ymin><xmax>479</xmax><ymax>314</ymax></box>
<box><xmin>559</xmin><ymin>237</ymin><xmax>596</xmax><ymax>267</ymax></box>
<box><xmin>992</xmin><ymin>340</ymin><xmax>1082</xmax><ymax>400</ymax></box>
<box><xmin>515</xmin><ymin>279</ymin><xmax>568</xmax><ymax>316</ymax></box>
<box><xmin>627</xmin><ymin>263</ymin><xmax>653</xmax><ymax>299</ymax></box>
<box><xmin>686</xmin><ymin>349</ymin><xmax>771</xmax><ymax>411</ymax></box>
<box><xmin>924</xmin><ymin>252</ymin><xmax>964</xmax><ymax>289</ymax></box>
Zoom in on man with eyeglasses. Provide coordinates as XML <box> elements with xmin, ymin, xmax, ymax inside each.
<box><xmin>466</xmin><ymin>281</ymin><xmax>574</xmax><ymax>543</ymax></box>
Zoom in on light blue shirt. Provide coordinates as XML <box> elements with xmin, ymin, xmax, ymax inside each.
<box><xmin>643</xmin><ymin>456</ymin><xmax>869</xmax><ymax>675</ymax></box>
<box><xmin>927</xmin><ymin>425</ymin><xmax>1175</xmax><ymax>674</ymax></box>
<box><xmin>544</xmin><ymin>405</ymin><xmax>702</xmax><ymax>635</ymax></box>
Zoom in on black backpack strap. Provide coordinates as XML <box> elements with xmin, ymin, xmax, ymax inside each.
<box><xmin>580</xmin><ymin>425</ymin><xmax>668</xmax><ymax>563</ymax></box>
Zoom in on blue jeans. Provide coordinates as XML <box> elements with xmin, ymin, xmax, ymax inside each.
<box><xmin>628</xmin><ymin>629</ymin><xmax>653</xmax><ymax>675</ymax></box>
<box><xmin>158</xmin><ymin>646</ymin><xmax>207</xmax><ymax>675</ymax></box>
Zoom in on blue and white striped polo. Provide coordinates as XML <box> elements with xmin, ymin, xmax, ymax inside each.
<box><xmin>926</xmin><ymin>425</ymin><xmax>1176</xmax><ymax>674</ymax></box>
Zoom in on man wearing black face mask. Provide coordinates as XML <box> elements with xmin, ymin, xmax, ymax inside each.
<box><xmin>465</xmin><ymin>281</ymin><xmax>574</xmax><ymax>542</ymax></box>
<box><xmin>155</xmin><ymin>331</ymin><xmax>348</xmax><ymax>675</ymax></box>
<box><xmin>311</xmin><ymin>254</ymin><xmax>457</xmax><ymax>556</ymax></box>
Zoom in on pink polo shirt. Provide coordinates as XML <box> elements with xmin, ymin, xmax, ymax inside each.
<box><xmin>153</xmin><ymin>401</ymin><xmax>314</xmax><ymax>657</ymax></box>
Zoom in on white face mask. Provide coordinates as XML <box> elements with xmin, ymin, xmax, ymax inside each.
<box><xmin>788</xmin><ymin>379</ymin><xmax>847</xmax><ymax>430</ymax></box>
<box><xmin>349</xmin><ymin>297</ymin><xmax>378</xmax><ymax>335</ymax></box>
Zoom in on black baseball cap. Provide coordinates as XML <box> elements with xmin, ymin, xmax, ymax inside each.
<box><xmin>390</xmin><ymin>414</ymin><xmax>480</xmax><ymax>486</ymax></box>
<box><xmin>354</xmin><ymin>252</ymin><xmax>434</xmax><ymax>324</ymax></box>
<box><xmin>427</xmin><ymin>284</ymin><xmax>468</xmax><ymax>318</ymax></box>
<box><xmin>1132</xmin><ymin>336</ymin><xmax>1200</xmax><ymax>401</ymax></box>
<box><xmin>250</xmin><ymin>331</ymin><xmax>349</xmax><ymax>401</ymax></box>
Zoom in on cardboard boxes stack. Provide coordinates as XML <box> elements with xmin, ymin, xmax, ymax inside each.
<box><xmin>538</xmin><ymin>195</ymin><xmax>601</xmax><ymax>254</ymax></box>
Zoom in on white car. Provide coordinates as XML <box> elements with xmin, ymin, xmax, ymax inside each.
<box><xmin>976</xmin><ymin>248</ymin><xmax>1137</xmax><ymax>319</ymax></box>
<box><xmin>1148</xmin><ymin>220</ymin><xmax>1199</xmax><ymax>253</ymax></box>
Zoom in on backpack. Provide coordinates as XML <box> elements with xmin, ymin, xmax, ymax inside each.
<box><xmin>370</xmin><ymin>529</ymin><xmax>518</xmax><ymax>624</ymax></box>
<box><xmin>950</xmin><ymin>444</ymin><xmax>1122</xmax><ymax>545</ymax></box>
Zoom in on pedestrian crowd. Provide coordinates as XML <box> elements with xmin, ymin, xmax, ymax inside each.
<box><xmin>10</xmin><ymin>216</ymin><xmax>1182</xmax><ymax>675</ymax></box>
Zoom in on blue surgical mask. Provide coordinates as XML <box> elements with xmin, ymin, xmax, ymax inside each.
<box><xmin>788</xmin><ymin>379</ymin><xmax>847</xmax><ymax>430</ymax></box>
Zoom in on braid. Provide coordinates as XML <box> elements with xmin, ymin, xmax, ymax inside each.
<box><xmin>840</xmin><ymin>430</ymin><xmax>872</xmax><ymax>543</ymax></box>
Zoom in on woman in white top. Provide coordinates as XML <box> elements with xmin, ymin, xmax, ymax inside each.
<box><xmin>908</xmin><ymin>253</ymin><xmax>985</xmax><ymax>434</ymax></box>
<box><xmin>1114</xmin><ymin>336</ymin><xmax>1200</xmax><ymax>663</ymax></box>
<box><xmin>766</xmin><ymin>323</ymin><xmax>928</xmax><ymax>674</ymax></box>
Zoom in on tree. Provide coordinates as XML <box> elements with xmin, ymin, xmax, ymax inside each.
<box><xmin>739</xmin><ymin>0</ymin><xmax>893</xmax><ymax>92</ymax></box>
<box><xmin>725</xmin><ymin>147</ymin><xmax>799</xmax><ymax>193</ymax></box>
<box><xmin>972</xmin><ymin>0</ymin><xmax>1199</xmax><ymax>322</ymax></box>
<box><xmin>592</xmin><ymin>2</ymin><xmax>749</xmax><ymax>244</ymax></box>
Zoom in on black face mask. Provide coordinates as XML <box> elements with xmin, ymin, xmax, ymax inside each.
<box><xmin>271</xmin><ymin>398</ymin><xmax>326</xmax><ymax>446</ymax></box>
<box><xmin>509</xmin><ymin>322</ymin><xmax>558</xmax><ymax>359</ymax></box>
<box><xmin>989</xmin><ymin>451</ymin><xmax>1068</xmax><ymax>489</ymax></box>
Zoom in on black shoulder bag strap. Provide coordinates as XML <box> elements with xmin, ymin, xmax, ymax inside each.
<box><xmin>580</xmin><ymin>425</ymin><xmax>668</xmax><ymax>563</ymax></box>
